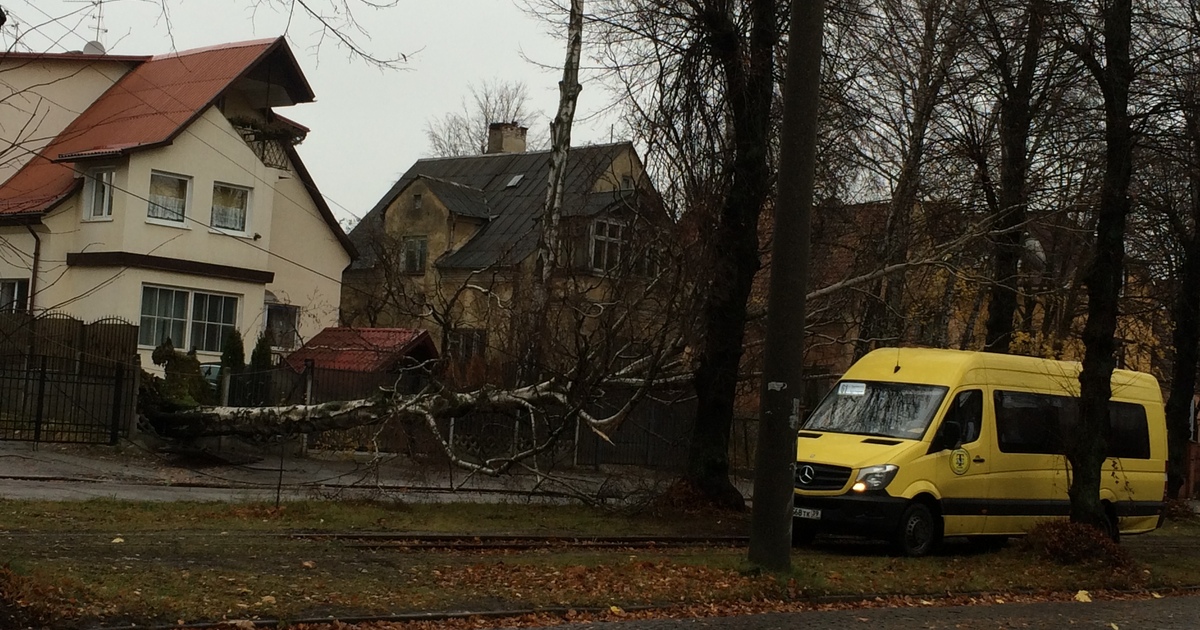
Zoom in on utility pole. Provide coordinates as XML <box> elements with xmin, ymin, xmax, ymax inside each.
<box><xmin>748</xmin><ymin>0</ymin><xmax>825</xmax><ymax>571</ymax></box>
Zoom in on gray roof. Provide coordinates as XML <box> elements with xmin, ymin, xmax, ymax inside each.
<box><xmin>420</xmin><ymin>176</ymin><xmax>490</xmax><ymax>219</ymax></box>
<box><xmin>348</xmin><ymin>142</ymin><xmax>635</xmax><ymax>271</ymax></box>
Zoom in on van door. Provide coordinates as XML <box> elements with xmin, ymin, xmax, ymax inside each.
<box><xmin>930</xmin><ymin>389</ymin><xmax>990</xmax><ymax>537</ymax></box>
<box><xmin>987</xmin><ymin>390</ymin><xmax>1071</xmax><ymax>534</ymax></box>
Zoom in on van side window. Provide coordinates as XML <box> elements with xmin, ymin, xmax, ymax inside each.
<box><xmin>944</xmin><ymin>389</ymin><xmax>983</xmax><ymax>444</ymax></box>
<box><xmin>993</xmin><ymin>390</ymin><xmax>1150</xmax><ymax>459</ymax></box>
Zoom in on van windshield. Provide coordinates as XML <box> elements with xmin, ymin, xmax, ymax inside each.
<box><xmin>802</xmin><ymin>381</ymin><xmax>948</xmax><ymax>440</ymax></box>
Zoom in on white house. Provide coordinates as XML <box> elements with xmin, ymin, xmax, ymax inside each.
<box><xmin>0</xmin><ymin>38</ymin><xmax>355</xmax><ymax>369</ymax></box>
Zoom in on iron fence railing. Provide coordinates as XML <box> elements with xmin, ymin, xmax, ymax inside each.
<box><xmin>0</xmin><ymin>355</ymin><xmax>136</xmax><ymax>444</ymax></box>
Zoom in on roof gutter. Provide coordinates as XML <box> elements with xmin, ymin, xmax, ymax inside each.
<box><xmin>25</xmin><ymin>225</ymin><xmax>40</xmax><ymax>312</ymax></box>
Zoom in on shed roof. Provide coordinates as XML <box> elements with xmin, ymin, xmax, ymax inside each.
<box><xmin>347</xmin><ymin>142</ymin><xmax>635</xmax><ymax>271</ymax></box>
<box><xmin>284</xmin><ymin>327</ymin><xmax>437</xmax><ymax>373</ymax></box>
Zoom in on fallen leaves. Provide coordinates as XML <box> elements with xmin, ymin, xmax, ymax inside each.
<box><xmin>1075</xmin><ymin>590</ymin><xmax>1092</xmax><ymax>603</ymax></box>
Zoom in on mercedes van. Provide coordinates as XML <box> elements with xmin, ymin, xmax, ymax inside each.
<box><xmin>792</xmin><ymin>347</ymin><xmax>1167</xmax><ymax>556</ymax></box>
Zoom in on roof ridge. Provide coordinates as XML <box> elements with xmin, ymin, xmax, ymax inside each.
<box><xmin>412</xmin><ymin>141</ymin><xmax>632</xmax><ymax>164</ymax></box>
<box><xmin>417</xmin><ymin>175</ymin><xmax>485</xmax><ymax>192</ymax></box>
<box><xmin>149</xmin><ymin>37</ymin><xmax>281</xmax><ymax>61</ymax></box>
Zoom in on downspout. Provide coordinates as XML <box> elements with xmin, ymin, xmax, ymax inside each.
<box><xmin>25</xmin><ymin>224</ymin><xmax>40</xmax><ymax>312</ymax></box>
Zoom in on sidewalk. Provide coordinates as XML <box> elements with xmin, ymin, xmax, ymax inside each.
<box><xmin>0</xmin><ymin>439</ymin><xmax>704</xmax><ymax>503</ymax></box>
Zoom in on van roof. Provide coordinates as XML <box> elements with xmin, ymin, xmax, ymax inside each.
<box><xmin>847</xmin><ymin>347</ymin><xmax>1161</xmax><ymax>403</ymax></box>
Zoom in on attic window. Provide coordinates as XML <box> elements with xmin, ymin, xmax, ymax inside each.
<box><xmin>506</xmin><ymin>174</ymin><xmax>525</xmax><ymax>188</ymax></box>
<box><xmin>413</xmin><ymin>194</ymin><xmax>423</xmax><ymax>211</ymax></box>
<box><xmin>621</xmin><ymin>175</ymin><xmax>634</xmax><ymax>190</ymax></box>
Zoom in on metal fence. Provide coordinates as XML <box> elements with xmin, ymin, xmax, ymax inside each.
<box><xmin>0</xmin><ymin>355</ymin><xmax>136</xmax><ymax>444</ymax></box>
<box><xmin>574</xmin><ymin>390</ymin><xmax>696</xmax><ymax>471</ymax></box>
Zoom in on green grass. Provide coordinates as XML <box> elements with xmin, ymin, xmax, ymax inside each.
<box><xmin>3</xmin><ymin>500</ymin><xmax>1200</xmax><ymax>628</ymax></box>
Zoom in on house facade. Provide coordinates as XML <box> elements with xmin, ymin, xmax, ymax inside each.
<box><xmin>342</xmin><ymin>124</ymin><xmax>667</xmax><ymax>375</ymax></box>
<box><xmin>0</xmin><ymin>38</ymin><xmax>354</xmax><ymax>370</ymax></box>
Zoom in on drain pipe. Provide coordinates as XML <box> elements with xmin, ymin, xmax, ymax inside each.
<box><xmin>24</xmin><ymin>223</ymin><xmax>40</xmax><ymax>312</ymax></box>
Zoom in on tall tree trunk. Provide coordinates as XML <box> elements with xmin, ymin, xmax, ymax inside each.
<box><xmin>525</xmin><ymin>0</ymin><xmax>584</xmax><ymax>380</ymax></box>
<box><xmin>749</xmin><ymin>0</ymin><xmax>823</xmax><ymax>571</ymax></box>
<box><xmin>686</xmin><ymin>0</ymin><xmax>778</xmax><ymax>508</ymax></box>
<box><xmin>1165</xmin><ymin>107</ymin><xmax>1200</xmax><ymax>499</ymax></box>
<box><xmin>984</xmin><ymin>0</ymin><xmax>1045</xmax><ymax>353</ymax></box>
<box><xmin>1069</xmin><ymin>0</ymin><xmax>1133</xmax><ymax>528</ymax></box>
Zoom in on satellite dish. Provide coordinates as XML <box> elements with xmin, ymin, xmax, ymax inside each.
<box><xmin>82</xmin><ymin>41</ymin><xmax>106</xmax><ymax>55</ymax></box>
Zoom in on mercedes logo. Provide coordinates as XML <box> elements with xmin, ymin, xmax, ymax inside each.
<box><xmin>798</xmin><ymin>465</ymin><xmax>816</xmax><ymax>485</ymax></box>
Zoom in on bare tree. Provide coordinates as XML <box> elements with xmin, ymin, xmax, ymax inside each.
<box><xmin>1059</xmin><ymin>0</ymin><xmax>1135</xmax><ymax>529</ymax></box>
<box><xmin>424</xmin><ymin>80</ymin><xmax>545</xmax><ymax>157</ymax></box>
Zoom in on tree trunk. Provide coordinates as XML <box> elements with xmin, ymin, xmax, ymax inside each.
<box><xmin>983</xmin><ymin>0</ymin><xmax>1045</xmax><ymax>354</ymax></box>
<box><xmin>685</xmin><ymin>0</ymin><xmax>778</xmax><ymax>509</ymax></box>
<box><xmin>1069</xmin><ymin>0</ymin><xmax>1133</xmax><ymax>528</ymax></box>
<box><xmin>1165</xmin><ymin>107</ymin><xmax>1200</xmax><ymax>499</ymax></box>
<box><xmin>749</xmin><ymin>0</ymin><xmax>823</xmax><ymax>571</ymax></box>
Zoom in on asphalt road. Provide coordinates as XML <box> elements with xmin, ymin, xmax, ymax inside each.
<box><xmin>508</xmin><ymin>595</ymin><xmax>1200</xmax><ymax>630</ymax></box>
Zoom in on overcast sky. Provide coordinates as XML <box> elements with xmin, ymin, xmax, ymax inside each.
<box><xmin>4</xmin><ymin>0</ymin><xmax>614</xmax><ymax>228</ymax></box>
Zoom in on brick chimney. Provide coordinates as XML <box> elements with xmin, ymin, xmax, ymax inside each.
<box><xmin>485</xmin><ymin>122</ymin><xmax>528</xmax><ymax>154</ymax></box>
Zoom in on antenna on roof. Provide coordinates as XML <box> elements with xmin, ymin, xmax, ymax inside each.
<box><xmin>66</xmin><ymin>0</ymin><xmax>108</xmax><ymax>47</ymax></box>
<box><xmin>83</xmin><ymin>40</ymin><xmax>106</xmax><ymax>55</ymax></box>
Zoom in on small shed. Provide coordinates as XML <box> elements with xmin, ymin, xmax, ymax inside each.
<box><xmin>286</xmin><ymin>327</ymin><xmax>437</xmax><ymax>372</ymax></box>
<box><xmin>284</xmin><ymin>328</ymin><xmax>438</xmax><ymax>401</ymax></box>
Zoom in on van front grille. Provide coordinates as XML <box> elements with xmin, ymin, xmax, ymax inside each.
<box><xmin>794</xmin><ymin>463</ymin><xmax>851</xmax><ymax>491</ymax></box>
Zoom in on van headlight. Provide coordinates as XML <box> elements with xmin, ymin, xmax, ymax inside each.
<box><xmin>852</xmin><ymin>464</ymin><xmax>898</xmax><ymax>492</ymax></box>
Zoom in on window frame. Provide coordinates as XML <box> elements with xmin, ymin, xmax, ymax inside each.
<box><xmin>0</xmin><ymin>279</ymin><xmax>29</xmax><ymax>313</ymax></box>
<box><xmin>590</xmin><ymin>218</ymin><xmax>626</xmax><ymax>273</ymax></box>
<box><xmin>265</xmin><ymin>302</ymin><xmax>300</xmax><ymax>350</ymax></box>
<box><xmin>401</xmin><ymin>236</ymin><xmax>428</xmax><ymax>274</ymax></box>
<box><xmin>138</xmin><ymin>284</ymin><xmax>240</xmax><ymax>353</ymax></box>
<box><xmin>83</xmin><ymin>168</ymin><xmax>116</xmax><ymax>221</ymax></box>
<box><xmin>210</xmin><ymin>181</ymin><xmax>252</xmax><ymax>234</ymax></box>
<box><xmin>147</xmin><ymin>170</ymin><xmax>192</xmax><ymax>227</ymax></box>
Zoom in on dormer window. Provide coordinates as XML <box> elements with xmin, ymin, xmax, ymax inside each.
<box><xmin>84</xmin><ymin>168</ymin><xmax>115</xmax><ymax>220</ymax></box>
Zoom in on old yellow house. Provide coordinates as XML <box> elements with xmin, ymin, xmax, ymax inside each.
<box><xmin>342</xmin><ymin>124</ymin><xmax>668</xmax><ymax>376</ymax></box>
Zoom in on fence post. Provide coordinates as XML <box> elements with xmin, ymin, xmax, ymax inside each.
<box><xmin>33</xmin><ymin>355</ymin><xmax>47</xmax><ymax>445</ymax></box>
<box><xmin>109</xmin><ymin>365</ymin><xmax>124</xmax><ymax>445</ymax></box>
<box><xmin>301</xmin><ymin>359</ymin><xmax>314</xmax><ymax>456</ymax></box>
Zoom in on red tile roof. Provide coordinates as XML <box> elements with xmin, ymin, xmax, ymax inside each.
<box><xmin>0</xmin><ymin>38</ymin><xmax>312</xmax><ymax>218</ymax></box>
<box><xmin>285</xmin><ymin>327</ymin><xmax>438</xmax><ymax>373</ymax></box>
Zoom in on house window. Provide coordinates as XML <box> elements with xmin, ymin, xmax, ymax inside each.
<box><xmin>0</xmin><ymin>279</ymin><xmax>29</xmax><ymax>312</ymax></box>
<box><xmin>139</xmin><ymin>286</ymin><xmax>189</xmax><ymax>348</ymax></box>
<box><xmin>620</xmin><ymin>175</ymin><xmax>635</xmax><ymax>190</ymax></box>
<box><xmin>447</xmin><ymin>328</ymin><xmax>487</xmax><ymax>361</ymax></box>
<box><xmin>191</xmin><ymin>292</ymin><xmax>239</xmax><ymax>353</ymax></box>
<box><xmin>212</xmin><ymin>183</ymin><xmax>251</xmax><ymax>232</ymax></box>
<box><xmin>591</xmin><ymin>219</ymin><xmax>626</xmax><ymax>272</ymax></box>
<box><xmin>402</xmin><ymin>236</ymin><xmax>428</xmax><ymax>274</ymax></box>
<box><xmin>139</xmin><ymin>285</ymin><xmax>238</xmax><ymax>353</ymax></box>
<box><xmin>148</xmin><ymin>171</ymin><xmax>190</xmax><ymax>223</ymax></box>
<box><xmin>413</xmin><ymin>194</ymin><xmax>423</xmax><ymax>211</ymax></box>
<box><xmin>266</xmin><ymin>303</ymin><xmax>300</xmax><ymax>350</ymax></box>
<box><xmin>85</xmin><ymin>168</ymin><xmax>115</xmax><ymax>219</ymax></box>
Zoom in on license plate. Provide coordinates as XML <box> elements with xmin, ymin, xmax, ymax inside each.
<box><xmin>793</xmin><ymin>507</ymin><xmax>821</xmax><ymax>520</ymax></box>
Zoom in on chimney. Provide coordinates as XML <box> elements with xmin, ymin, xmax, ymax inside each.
<box><xmin>486</xmin><ymin>122</ymin><xmax>528</xmax><ymax>154</ymax></box>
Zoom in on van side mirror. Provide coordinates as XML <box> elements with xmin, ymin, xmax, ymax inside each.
<box><xmin>935</xmin><ymin>420</ymin><xmax>962</xmax><ymax>451</ymax></box>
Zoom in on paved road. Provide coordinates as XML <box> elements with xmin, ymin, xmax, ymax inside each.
<box><xmin>509</xmin><ymin>595</ymin><xmax>1200</xmax><ymax>630</ymax></box>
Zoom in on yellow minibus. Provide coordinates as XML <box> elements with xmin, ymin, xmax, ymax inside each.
<box><xmin>792</xmin><ymin>347</ymin><xmax>1167</xmax><ymax>556</ymax></box>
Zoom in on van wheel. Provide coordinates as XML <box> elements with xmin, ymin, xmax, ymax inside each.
<box><xmin>792</xmin><ymin>520</ymin><xmax>817</xmax><ymax>546</ymax></box>
<box><xmin>894</xmin><ymin>502</ymin><xmax>941</xmax><ymax>557</ymax></box>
